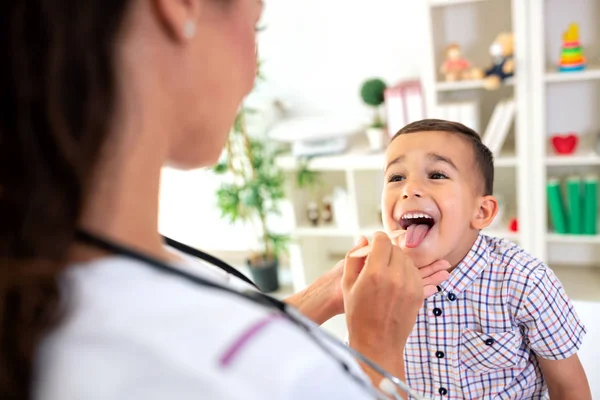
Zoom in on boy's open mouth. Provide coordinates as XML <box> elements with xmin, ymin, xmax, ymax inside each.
<box><xmin>399</xmin><ymin>212</ymin><xmax>436</xmax><ymax>248</ymax></box>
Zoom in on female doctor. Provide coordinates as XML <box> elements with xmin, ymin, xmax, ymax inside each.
<box><xmin>0</xmin><ymin>0</ymin><xmax>450</xmax><ymax>399</ymax></box>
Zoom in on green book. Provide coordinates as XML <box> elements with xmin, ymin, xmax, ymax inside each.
<box><xmin>583</xmin><ymin>175</ymin><xmax>598</xmax><ymax>235</ymax></box>
<box><xmin>547</xmin><ymin>178</ymin><xmax>568</xmax><ymax>234</ymax></box>
<box><xmin>566</xmin><ymin>176</ymin><xmax>583</xmax><ymax>234</ymax></box>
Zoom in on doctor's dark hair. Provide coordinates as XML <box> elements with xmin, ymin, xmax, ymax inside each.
<box><xmin>391</xmin><ymin>119</ymin><xmax>495</xmax><ymax>196</ymax></box>
<box><xmin>0</xmin><ymin>1</ymin><xmax>131</xmax><ymax>398</ymax></box>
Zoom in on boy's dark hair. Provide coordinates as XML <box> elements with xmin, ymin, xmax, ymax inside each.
<box><xmin>392</xmin><ymin>119</ymin><xmax>494</xmax><ymax>195</ymax></box>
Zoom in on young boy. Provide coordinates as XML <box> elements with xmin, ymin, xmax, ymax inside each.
<box><xmin>382</xmin><ymin>119</ymin><xmax>590</xmax><ymax>399</ymax></box>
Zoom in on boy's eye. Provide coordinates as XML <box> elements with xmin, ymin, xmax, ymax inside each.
<box><xmin>388</xmin><ymin>174</ymin><xmax>404</xmax><ymax>183</ymax></box>
<box><xmin>429</xmin><ymin>172</ymin><xmax>448</xmax><ymax>179</ymax></box>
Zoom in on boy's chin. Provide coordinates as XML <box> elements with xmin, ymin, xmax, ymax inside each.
<box><xmin>402</xmin><ymin>244</ymin><xmax>444</xmax><ymax>268</ymax></box>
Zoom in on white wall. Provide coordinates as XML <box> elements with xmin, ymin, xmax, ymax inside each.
<box><xmin>159</xmin><ymin>1</ymin><xmax>427</xmax><ymax>252</ymax></box>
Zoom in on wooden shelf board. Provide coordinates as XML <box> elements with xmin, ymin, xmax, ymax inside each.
<box><xmin>546</xmin><ymin>152</ymin><xmax>600</xmax><ymax>166</ymax></box>
<box><xmin>430</xmin><ymin>0</ymin><xmax>487</xmax><ymax>7</ymax></box>
<box><xmin>278</xmin><ymin>149</ymin><xmax>517</xmax><ymax>171</ymax></box>
<box><xmin>545</xmin><ymin>65</ymin><xmax>600</xmax><ymax>83</ymax></box>
<box><xmin>436</xmin><ymin>77</ymin><xmax>514</xmax><ymax>92</ymax></box>
<box><xmin>546</xmin><ymin>233</ymin><xmax>600</xmax><ymax>244</ymax></box>
<box><xmin>550</xmin><ymin>265</ymin><xmax>600</xmax><ymax>302</ymax></box>
<box><xmin>358</xmin><ymin>225</ymin><xmax>385</xmax><ymax>238</ymax></box>
<box><xmin>293</xmin><ymin>225</ymin><xmax>355</xmax><ymax>237</ymax></box>
<box><xmin>495</xmin><ymin>155</ymin><xmax>517</xmax><ymax>168</ymax></box>
<box><xmin>277</xmin><ymin>150</ymin><xmax>385</xmax><ymax>172</ymax></box>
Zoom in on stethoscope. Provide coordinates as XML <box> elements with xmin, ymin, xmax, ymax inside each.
<box><xmin>75</xmin><ymin>229</ymin><xmax>431</xmax><ymax>400</ymax></box>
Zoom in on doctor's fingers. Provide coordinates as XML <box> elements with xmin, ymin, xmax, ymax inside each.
<box><xmin>386</xmin><ymin>246</ymin><xmax>424</xmax><ymax>305</ymax></box>
<box><xmin>361</xmin><ymin>232</ymin><xmax>393</xmax><ymax>276</ymax></box>
<box><xmin>342</xmin><ymin>236</ymin><xmax>369</xmax><ymax>292</ymax></box>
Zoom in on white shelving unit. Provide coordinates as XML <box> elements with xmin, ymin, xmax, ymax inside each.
<box><xmin>271</xmin><ymin>0</ymin><xmax>600</xmax><ymax>314</ymax></box>
<box><xmin>529</xmin><ymin>0</ymin><xmax>600</xmax><ymax>271</ymax></box>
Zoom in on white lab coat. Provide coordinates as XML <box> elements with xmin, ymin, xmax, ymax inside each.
<box><xmin>33</xmin><ymin>251</ymin><xmax>375</xmax><ymax>399</ymax></box>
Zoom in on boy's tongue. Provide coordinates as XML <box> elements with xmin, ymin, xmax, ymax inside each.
<box><xmin>405</xmin><ymin>224</ymin><xmax>430</xmax><ymax>248</ymax></box>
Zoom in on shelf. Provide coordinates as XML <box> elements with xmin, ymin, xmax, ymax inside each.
<box><xmin>293</xmin><ymin>225</ymin><xmax>355</xmax><ymax>237</ymax></box>
<box><xmin>547</xmin><ymin>233</ymin><xmax>600</xmax><ymax>244</ymax></box>
<box><xmin>358</xmin><ymin>225</ymin><xmax>385</xmax><ymax>237</ymax></box>
<box><xmin>546</xmin><ymin>152</ymin><xmax>600</xmax><ymax>166</ymax></box>
<box><xmin>495</xmin><ymin>154</ymin><xmax>517</xmax><ymax>168</ymax></box>
<box><xmin>277</xmin><ymin>150</ymin><xmax>385</xmax><ymax>171</ymax></box>
<box><xmin>436</xmin><ymin>77</ymin><xmax>514</xmax><ymax>92</ymax></box>
<box><xmin>550</xmin><ymin>265</ymin><xmax>600</xmax><ymax>302</ymax></box>
<box><xmin>278</xmin><ymin>149</ymin><xmax>517</xmax><ymax>171</ymax></box>
<box><xmin>429</xmin><ymin>0</ymin><xmax>487</xmax><ymax>7</ymax></box>
<box><xmin>545</xmin><ymin>66</ymin><xmax>600</xmax><ymax>84</ymax></box>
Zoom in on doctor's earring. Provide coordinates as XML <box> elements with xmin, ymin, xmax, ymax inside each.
<box><xmin>183</xmin><ymin>20</ymin><xmax>196</xmax><ymax>39</ymax></box>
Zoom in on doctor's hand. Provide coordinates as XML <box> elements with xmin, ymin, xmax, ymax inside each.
<box><xmin>342</xmin><ymin>232</ymin><xmax>449</xmax><ymax>385</ymax></box>
<box><xmin>348</xmin><ymin>236</ymin><xmax>450</xmax><ymax>298</ymax></box>
<box><xmin>282</xmin><ymin>258</ymin><xmax>345</xmax><ymax>326</ymax></box>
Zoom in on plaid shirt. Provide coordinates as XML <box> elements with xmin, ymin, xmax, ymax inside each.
<box><xmin>405</xmin><ymin>234</ymin><xmax>586</xmax><ymax>399</ymax></box>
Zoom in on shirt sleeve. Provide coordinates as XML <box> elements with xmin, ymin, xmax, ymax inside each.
<box><xmin>227</xmin><ymin>312</ymin><xmax>378</xmax><ymax>400</ymax></box>
<box><xmin>515</xmin><ymin>265</ymin><xmax>587</xmax><ymax>360</ymax></box>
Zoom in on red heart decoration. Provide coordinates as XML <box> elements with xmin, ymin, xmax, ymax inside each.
<box><xmin>551</xmin><ymin>133</ymin><xmax>578</xmax><ymax>155</ymax></box>
<box><xmin>508</xmin><ymin>218</ymin><xmax>518</xmax><ymax>232</ymax></box>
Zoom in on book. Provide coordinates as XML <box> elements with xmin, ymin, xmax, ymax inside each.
<box><xmin>583</xmin><ymin>175</ymin><xmax>598</xmax><ymax>235</ymax></box>
<box><xmin>484</xmin><ymin>99</ymin><xmax>515</xmax><ymax>156</ymax></box>
<box><xmin>565</xmin><ymin>175</ymin><xmax>583</xmax><ymax>234</ymax></box>
<box><xmin>547</xmin><ymin>178</ymin><xmax>568</xmax><ymax>234</ymax></box>
<box><xmin>431</xmin><ymin>101</ymin><xmax>480</xmax><ymax>132</ymax></box>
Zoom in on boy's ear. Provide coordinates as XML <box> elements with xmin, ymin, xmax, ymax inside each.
<box><xmin>471</xmin><ymin>195</ymin><xmax>499</xmax><ymax>230</ymax></box>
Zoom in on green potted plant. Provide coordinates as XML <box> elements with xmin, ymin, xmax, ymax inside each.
<box><xmin>212</xmin><ymin>61</ymin><xmax>289</xmax><ymax>292</ymax></box>
<box><xmin>360</xmin><ymin>77</ymin><xmax>388</xmax><ymax>151</ymax></box>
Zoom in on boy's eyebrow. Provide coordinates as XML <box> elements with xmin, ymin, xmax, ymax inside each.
<box><xmin>384</xmin><ymin>152</ymin><xmax>459</xmax><ymax>172</ymax></box>
<box><xmin>427</xmin><ymin>152</ymin><xmax>459</xmax><ymax>171</ymax></box>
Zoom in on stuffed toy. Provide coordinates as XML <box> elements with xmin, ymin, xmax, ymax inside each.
<box><xmin>440</xmin><ymin>43</ymin><xmax>473</xmax><ymax>81</ymax></box>
<box><xmin>483</xmin><ymin>32</ymin><xmax>515</xmax><ymax>90</ymax></box>
<box><xmin>440</xmin><ymin>43</ymin><xmax>484</xmax><ymax>81</ymax></box>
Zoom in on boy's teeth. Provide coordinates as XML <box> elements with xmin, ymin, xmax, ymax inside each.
<box><xmin>402</xmin><ymin>212</ymin><xmax>432</xmax><ymax>219</ymax></box>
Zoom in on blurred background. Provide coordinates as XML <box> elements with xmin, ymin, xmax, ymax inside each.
<box><xmin>158</xmin><ymin>0</ymin><xmax>599</xmax><ymax>392</ymax></box>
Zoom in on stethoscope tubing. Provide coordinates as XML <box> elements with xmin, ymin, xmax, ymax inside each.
<box><xmin>75</xmin><ymin>230</ymin><xmax>430</xmax><ymax>400</ymax></box>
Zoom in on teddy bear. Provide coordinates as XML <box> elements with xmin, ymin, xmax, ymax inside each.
<box><xmin>482</xmin><ymin>32</ymin><xmax>515</xmax><ymax>90</ymax></box>
<box><xmin>440</xmin><ymin>43</ymin><xmax>470</xmax><ymax>81</ymax></box>
<box><xmin>439</xmin><ymin>43</ymin><xmax>481</xmax><ymax>81</ymax></box>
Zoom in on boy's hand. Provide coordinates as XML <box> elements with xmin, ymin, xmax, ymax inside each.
<box><xmin>284</xmin><ymin>236</ymin><xmax>451</xmax><ymax>325</ymax></box>
<box><xmin>418</xmin><ymin>261</ymin><xmax>451</xmax><ymax>297</ymax></box>
<box><xmin>538</xmin><ymin>354</ymin><xmax>591</xmax><ymax>399</ymax></box>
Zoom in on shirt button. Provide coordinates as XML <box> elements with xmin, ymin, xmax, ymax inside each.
<box><xmin>433</xmin><ymin>308</ymin><xmax>443</xmax><ymax>316</ymax></box>
<box><xmin>435</xmin><ymin>351</ymin><xmax>445</xmax><ymax>359</ymax></box>
<box><xmin>485</xmin><ymin>338</ymin><xmax>495</xmax><ymax>346</ymax></box>
<box><xmin>439</xmin><ymin>387</ymin><xmax>448</xmax><ymax>395</ymax></box>
<box><xmin>448</xmin><ymin>293</ymin><xmax>457</xmax><ymax>301</ymax></box>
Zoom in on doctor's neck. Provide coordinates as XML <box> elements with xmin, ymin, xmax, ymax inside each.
<box><xmin>72</xmin><ymin>28</ymin><xmax>186</xmax><ymax>264</ymax></box>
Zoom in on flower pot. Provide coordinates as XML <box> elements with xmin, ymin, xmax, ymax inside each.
<box><xmin>247</xmin><ymin>257</ymin><xmax>280</xmax><ymax>293</ymax></box>
<box><xmin>366</xmin><ymin>127</ymin><xmax>385</xmax><ymax>152</ymax></box>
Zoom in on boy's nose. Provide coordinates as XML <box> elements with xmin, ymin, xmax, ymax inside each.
<box><xmin>402</xmin><ymin>182</ymin><xmax>422</xmax><ymax>199</ymax></box>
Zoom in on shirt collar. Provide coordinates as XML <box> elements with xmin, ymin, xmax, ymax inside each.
<box><xmin>438</xmin><ymin>233</ymin><xmax>489</xmax><ymax>297</ymax></box>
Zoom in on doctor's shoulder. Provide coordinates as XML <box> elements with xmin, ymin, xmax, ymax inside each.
<box><xmin>33</xmin><ymin>256</ymin><xmax>373</xmax><ymax>400</ymax></box>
